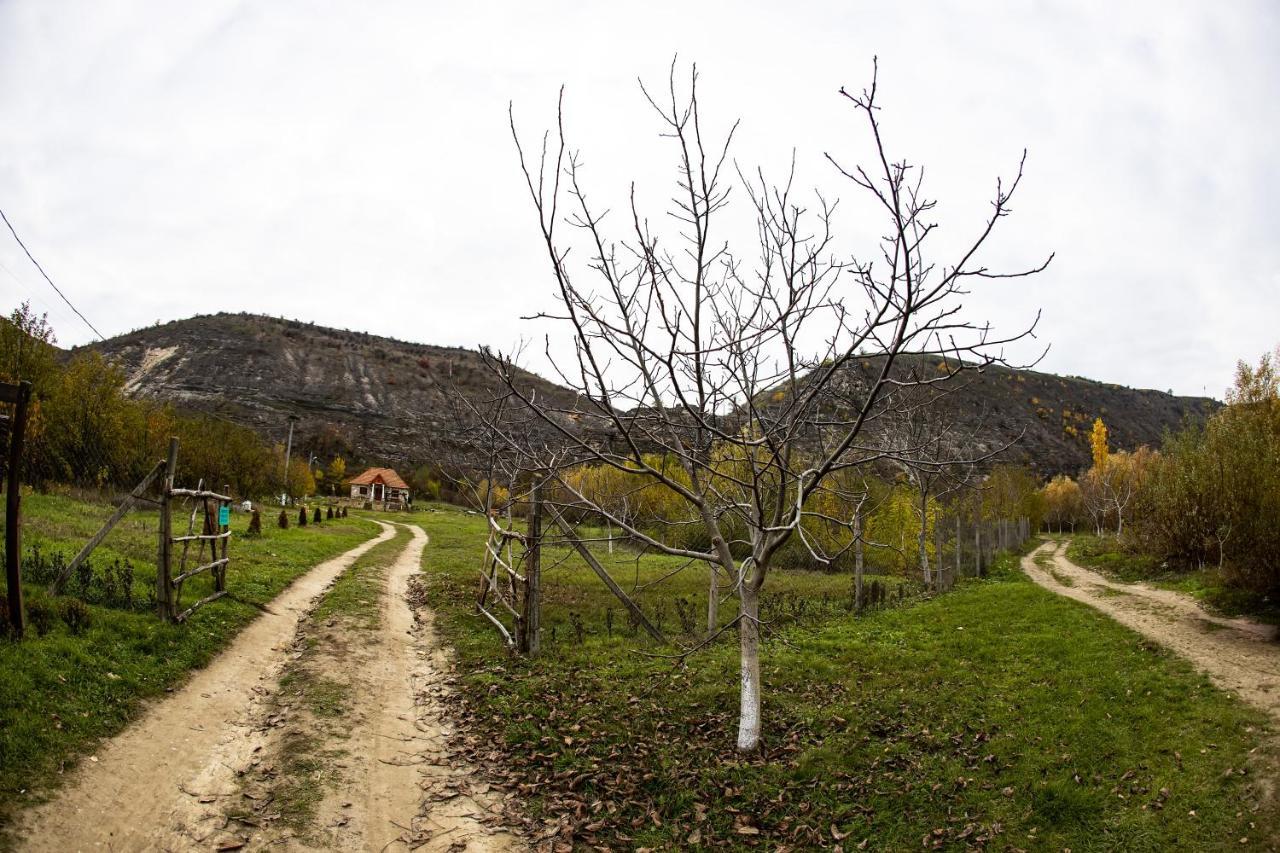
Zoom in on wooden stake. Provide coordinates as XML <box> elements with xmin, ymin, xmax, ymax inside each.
<box><xmin>157</xmin><ymin>437</ymin><xmax>178</xmax><ymax>621</ymax></box>
<box><xmin>4</xmin><ymin>381</ymin><xmax>30</xmax><ymax>638</ymax></box>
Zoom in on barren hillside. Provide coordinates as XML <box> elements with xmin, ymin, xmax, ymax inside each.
<box><xmin>83</xmin><ymin>313</ymin><xmax>1217</xmax><ymax>476</ymax></box>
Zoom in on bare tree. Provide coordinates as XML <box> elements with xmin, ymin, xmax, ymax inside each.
<box><xmin>492</xmin><ymin>59</ymin><xmax>1049</xmax><ymax>752</ymax></box>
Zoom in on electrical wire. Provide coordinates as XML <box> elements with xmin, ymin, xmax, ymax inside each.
<box><xmin>0</xmin><ymin>206</ymin><xmax>104</xmax><ymax>340</ymax></box>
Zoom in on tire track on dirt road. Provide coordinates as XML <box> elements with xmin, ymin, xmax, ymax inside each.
<box><xmin>1022</xmin><ymin>539</ymin><xmax>1280</xmax><ymax>725</ymax></box>
<box><xmin>15</xmin><ymin>520</ymin><xmax>398</xmax><ymax>852</ymax></box>
<box><xmin>203</xmin><ymin>522</ymin><xmax>522</xmax><ymax>852</ymax></box>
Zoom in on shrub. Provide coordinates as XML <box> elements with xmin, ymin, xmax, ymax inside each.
<box><xmin>278</xmin><ymin>509</ymin><xmax>289</xmax><ymax>529</ymax></box>
<box><xmin>26</xmin><ymin>598</ymin><xmax>57</xmax><ymax>637</ymax></box>
<box><xmin>59</xmin><ymin>598</ymin><xmax>91</xmax><ymax>635</ymax></box>
<box><xmin>326</xmin><ymin>506</ymin><xmax>334</xmax><ymax>520</ymax></box>
<box><xmin>247</xmin><ymin>509</ymin><xmax>262</xmax><ymax>537</ymax></box>
<box><xmin>313</xmin><ymin>506</ymin><xmax>322</xmax><ymax>524</ymax></box>
<box><xmin>298</xmin><ymin>506</ymin><xmax>308</xmax><ymax>527</ymax></box>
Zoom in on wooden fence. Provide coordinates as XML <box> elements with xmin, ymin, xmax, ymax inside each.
<box><xmin>47</xmin><ymin>436</ymin><xmax>234</xmax><ymax>624</ymax></box>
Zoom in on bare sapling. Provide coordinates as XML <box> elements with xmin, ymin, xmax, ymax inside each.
<box><xmin>494</xmin><ymin>58</ymin><xmax>1049</xmax><ymax>752</ymax></box>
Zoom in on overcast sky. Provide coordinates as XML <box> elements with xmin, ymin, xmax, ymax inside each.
<box><xmin>0</xmin><ymin>0</ymin><xmax>1276</xmax><ymax>399</ymax></box>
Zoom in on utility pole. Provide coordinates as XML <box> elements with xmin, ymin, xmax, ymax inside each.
<box><xmin>283</xmin><ymin>414</ymin><xmax>299</xmax><ymax>505</ymax></box>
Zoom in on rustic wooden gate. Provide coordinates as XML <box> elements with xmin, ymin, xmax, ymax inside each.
<box><xmin>155</xmin><ymin>435</ymin><xmax>232</xmax><ymax>623</ymax></box>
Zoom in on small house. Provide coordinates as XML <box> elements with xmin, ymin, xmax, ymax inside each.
<box><xmin>348</xmin><ymin>467</ymin><xmax>411</xmax><ymax>508</ymax></box>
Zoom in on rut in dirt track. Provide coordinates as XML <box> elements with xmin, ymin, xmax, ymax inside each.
<box><xmin>1022</xmin><ymin>539</ymin><xmax>1280</xmax><ymax>725</ymax></box>
<box><xmin>221</xmin><ymin>522</ymin><xmax>520</xmax><ymax>852</ymax></box>
<box><xmin>15</xmin><ymin>520</ymin><xmax>397</xmax><ymax>852</ymax></box>
<box><xmin>15</xmin><ymin>520</ymin><xmax>522</xmax><ymax>852</ymax></box>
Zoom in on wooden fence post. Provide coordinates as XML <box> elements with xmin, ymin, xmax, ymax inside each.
<box><xmin>4</xmin><ymin>381</ymin><xmax>31</xmax><ymax>638</ymax></box>
<box><xmin>156</xmin><ymin>437</ymin><xmax>178</xmax><ymax>621</ymax></box>
<box><xmin>519</xmin><ymin>479</ymin><xmax>542</xmax><ymax>655</ymax></box>
<box><xmin>217</xmin><ymin>486</ymin><xmax>230</xmax><ymax>594</ymax></box>
<box><xmin>934</xmin><ymin>516</ymin><xmax>944</xmax><ymax>590</ymax></box>
<box><xmin>954</xmin><ymin>514</ymin><xmax>961</xmax><ymax>582</ymax></box>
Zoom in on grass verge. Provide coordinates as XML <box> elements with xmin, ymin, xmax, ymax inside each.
<box><xmin>1067</xmin><ymin>534</ymin><xmax>1279</xmax><ymax>624</ymax></box>
<box><xmin>417</xmin><ymin>506</ymin><xmax>1276</xmax><ymax>851</ymax></box>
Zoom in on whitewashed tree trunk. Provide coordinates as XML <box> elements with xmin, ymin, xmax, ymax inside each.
<box><xmin>918</xmin><ymin>490</ymin><xmax>931</xmax><ymax>588</ymax></box>
<box><xmin>707</xmin><ymin>563</ymin><xmax>718</xmax><ymax>635</ymax></box>
<box><xmin>854</xmin><ymin>506</ymin><xmax>865</xmax><ymax>612</ymax></box>
<box><xmin>736</xmin><ymin>583</ymin><xmax>762</xmax><ymax>753</ymax></box>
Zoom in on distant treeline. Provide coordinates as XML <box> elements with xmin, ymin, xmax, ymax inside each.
<box><xmin>469</xmin><ymin>456</ymin><xmax>1045</xmax><ymax>578</ymax></box>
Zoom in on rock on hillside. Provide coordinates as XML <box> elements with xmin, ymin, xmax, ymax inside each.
<box><xmin>82</xmin><ymin>313</ymin><xmax>1217</xmax><ymax>478</ymax></box>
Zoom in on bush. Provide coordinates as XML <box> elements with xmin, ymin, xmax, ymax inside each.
<box><xmin>246</xmin><ymin>509</ymin><xmax>262</xmax><ymax>537</ymax></box>
<box><xmin>313</xmin><ymin>506</ymin><xmax>322</xmax><ymax>524</ymax></box>
<box><xmin>1127</xmin><ymin>349</ymin><xmax>1280</xmax><ymax>596</ymax></box>
<box><xmin>326</xmin><ymin>506</ymin><xmax>334</xmax><ymax>520</ymax></box>
<box><xmin>58</xmin><ymin>598</ymin><xmax>91</xmax><ymax>635</ymax></box>
<box><xmin>26</xmin><ymin>598</ymin><xmax>57</xmax><ymax>637</ymax></box>
<box><xmin>298</xmin><ymin>506</ymin><xmax>308</xmax><ymax>527</ymax></box>
<box><xmin>278</xmin><ymin>509</ymin><xmax>288</xmax><ymax>529</ymax></box>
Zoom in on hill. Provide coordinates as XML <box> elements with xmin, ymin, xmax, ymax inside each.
<box><xmin>79</xmin><ymin>313</ymin><xmax>586</xmax><ymax>473</ymax></box>
<box><xmin>82</xmin><ymin>313</ymin><xmax>1217</xmax><ymax>478</ymax></box>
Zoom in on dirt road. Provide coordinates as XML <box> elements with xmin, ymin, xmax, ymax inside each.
<box><xmin>1023</xmin><ymin>540</ymin><xmax>1280</xmax><ymax>725</ymax></box>
<box><xmin>16</xmin><ymin>521</ymin><xmax>520</xmax><ymax>852</ymax></box>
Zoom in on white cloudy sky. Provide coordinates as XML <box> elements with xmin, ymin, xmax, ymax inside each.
<box><xmin>0</xmin><ymin>0</ymin><xmax>1276</xmax><ymax>398</ymax></box>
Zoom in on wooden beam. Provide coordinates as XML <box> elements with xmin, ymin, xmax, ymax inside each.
<box><xmin>545</xmin><ymin>504</ymin><xmax>666</xmax><ymax>645</ymax></box>
<box><xmin>170</xmin><ymin>557</ymin><xmax>229</xmax><ymax>587</ymax></box>
<box><xmin>54</xmin><ymin>459</ymin><xmax>165</xmax><ymax>593</ymax></box>
<box><xmin>171</xmin><ymin>531</ymin><xmax>232</xmax><ymax>543</ymax></box>
<box><xmin>174</xmin><ymin>589</ymin><xmax>227</xmax><ymax>623</ymax></box>
<box><xmin>168</xmin><ymin>488</ymin><xmax>232</xmax><ymax>501</ymax></box>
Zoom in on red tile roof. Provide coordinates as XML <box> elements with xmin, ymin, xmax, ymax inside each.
<box><xmin>348</xmin><ymin>467</ymin><xmax>409</xmax><ymax>490</ymax></box>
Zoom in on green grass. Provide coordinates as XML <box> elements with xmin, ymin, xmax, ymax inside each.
<box><xmin>0</xmin><ymin>491</ymin><xmax>379</xmax><ymax>837</ymax></box>
<box><xmin>1067</xmin><ymin>534</ymin><xmax>1280</xmax><ymax>623</ymax></box>
<box><xmin>416</xmin><ymin>505</ymin><xmax>1276</xmax><ymax>851</ymax></box>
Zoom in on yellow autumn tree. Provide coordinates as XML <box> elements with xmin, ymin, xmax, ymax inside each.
<box><xmin>1090</xmin><ymin>417</ymin><xmax>1109</xmax><ymax>472</ymax></box>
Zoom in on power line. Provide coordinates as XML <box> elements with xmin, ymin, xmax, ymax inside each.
<box><xmin>0</xmin><ymin>206</ymin><xmax>104</xmax><ymax>340</ymax></box>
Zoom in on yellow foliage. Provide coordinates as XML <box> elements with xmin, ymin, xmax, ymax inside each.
<box><xmin>1090</xmin><ymin>418</ymin><xmax>1109</xmax><ymax>471</ymax></box>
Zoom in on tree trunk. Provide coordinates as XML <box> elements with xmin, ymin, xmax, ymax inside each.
<box><xmin>854</xmin><ymin>505</ymin><xmax>865</xmax><ymax>613</ymax></box>
<box><xmin>707</xmin><ymin>564</ymin><xmax>719</xmax><ymax>635</ymax></box>
<box><xmin>954</xmin><ymin>514</ymin><xmax>961</xmax><ymax>583</ymax></box>
<box><xmin>918</xmin><ymin>491</ymin><xmax>931</xmax><ymax>588</ymax></box>
<box><xmin>736</xmin><ymin>583</ymin><xmax>762</xmax><ymax>753</ymax></box>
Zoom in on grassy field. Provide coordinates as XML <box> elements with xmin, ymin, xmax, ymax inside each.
<box><xmin>0</xmin><ymin>490</ymin><xmax>378</xmax><ymax>834</ymax></box>
<box><xmin>1067</xmin><ymin>534</ymin><xmax>1280</xmax><ymax>624</ymax></box>
<box><xmin>417</xmin><ymin>505</ymin><xmax>1277</xmax><ymax>851</ymax></box>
